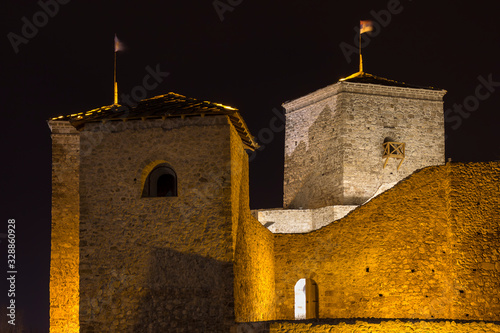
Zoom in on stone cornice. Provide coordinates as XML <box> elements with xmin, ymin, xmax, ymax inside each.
<box><xmin>283</xmin><ymin>82</ymin><xmax>447</xmax><ymax>113</ymax></box>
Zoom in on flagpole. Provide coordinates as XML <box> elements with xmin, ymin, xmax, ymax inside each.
<box><xmin>359</xmin><ymin>29</ymin><xmax>363</xmax><ymax>73</ymax></box>
<box><xmin>114</xmin><ymin>46</ymin><xmax>118</xmax><ymax>105</ymax></box>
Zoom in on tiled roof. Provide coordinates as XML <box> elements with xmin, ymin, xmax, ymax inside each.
<box><xmin>339</xmin><ymin>71</ymin><xmax>442</xmax><ymax>90</ymax></box>
<box><xmin>50</xmin><ymin>92</ymin><xmax>259</xmax><ymax>150</ymax></box>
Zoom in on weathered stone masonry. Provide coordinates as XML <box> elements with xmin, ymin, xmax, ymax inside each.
<box><xmin>267</xmin><ymin>319</ymin><xmax>500</xmax><ymax>332</ymax></box>
<box><xmin>49</xmin><ymin>76</ymin><xmax>500</xmax><ymax>333</ymax></box>
<box><xmin>49</xmin><ymin>95</ymin><xmax>276</xmax><ymax>332</ymax></box>
<box><xmin>283</xmin><ymin>81</ymin><xmax>446</xmax><ymax>208</ymax></box>
<box><xmin>77</xmin><ymin>116</ymin><xmax>237</xmax><ymax>332</ymax></box>
<box><xmin>274</xmin><ymin>162</ymin><xmax>500</xmax><ymax>322</ymax></box>
<box><xmin>49</xmin><ymin>121</ymin><xmax>80</xmax><ymax>333</ymax></box>
<box><xmin>231</xmin><ymin>124</ymin><xmax>276</xmax><ymax>323</ymax></box>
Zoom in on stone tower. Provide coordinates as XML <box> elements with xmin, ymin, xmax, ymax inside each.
<box><xmin>48</xmin><ymin>93</ymin><xmax>258</xmax><ymax>332</ymax></box>
<box><xmin>283</xmin><ymin>72</ymin><xmax>447</xmax><ymax>208</ymax></box>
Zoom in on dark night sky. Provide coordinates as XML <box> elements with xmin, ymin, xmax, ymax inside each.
<box><xmin>1</xmin><ymin>0</ymin><xmax>499</xmax><ymax>331</ymax></box>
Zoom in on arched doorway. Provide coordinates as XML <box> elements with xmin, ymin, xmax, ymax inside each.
<box><xmin>294</xmin><ymin>278</ymin><xmax>318</xmax><ymax>320</ymax></box>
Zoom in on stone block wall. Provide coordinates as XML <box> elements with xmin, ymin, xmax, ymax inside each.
<box><xmin>283</xmin><ymin>87</ymin><xmax>343</xmax><ymax>209</ymax></box>
<box><xmin>267</xmin><ymin>320</ymin><xmax>500</xmax><ymax>332</ymax></box>
<box><xmin>233</xmin><ymin>213</ymin><xmax>276</xmax><ymax>323</ymax></box>
<box><xmin>340</xmin><ymin>83</ymin><xmax>446</xmax><ymax>205</ymax></box>
<box><xmin>253</xmin><ymin>209</ymin><xmax>315</xmax><ymax>233</ymax></box>
<box><xmin>313</xmin><ymin>206</ymin><xmax>358</xmax><ymax>229</ymax></box>
<box><xmin>274</xmin><ymin>162</ymin><xmax>500</xmax><ymax>321</ymax></box>
<box><xmin>252</xmin><ymin>205</ymin><xmax>357</xmax><ymax>233</ymax></box>
<box><xmin>49</xmin><ymin>120</ymin><xmax>80</xmax><ymax>333</ymax></box>
<box><xmin>448</xmin><ymin>162</ymin><xmax>500</xmax><ymax>319</ymax></box>
<box><xmin>231</xmin><ymin>125</ymin><xmax>276</xmax><ymax>323</ymax></box>
<box><xmin>49</xmin><ymin>104</ymin><xmax>499</xmax><ymax>332</ymax></box>
<box><xmin>283</xmin><ymin>82</ymin><xmax>446</xmax><ymax>208</ymax></box>
<box><xmin>77</xmin><ymin>116</ymin><xmax>236</xmax><ymax>332</ymax></box>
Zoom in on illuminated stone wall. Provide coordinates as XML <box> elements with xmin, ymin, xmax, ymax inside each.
<box><xmin>77</xmin><ymin>116</ymin><xmax>237</xmax><ymax>332</ymax></box>
<box><xmin>49</xmin><ymin>121</ymin><xmax>80</xmax><ymax>332</ymax></box>
<box><xmin>267</xmin><ymin>320</ymin><xmax>500</xmax><ymax>332</ymax></box>
<box><xmin>283</xmin><ymin>88</ymin><xmax>343</xmax><ymax>208</ymax></box>
<box><xmin>231</xmin><ymin>125</ymin><xmax>277</xmax><ymax>322</ymax></box>
<box><xmin>448</xmin><ymin>162</ymin><xmax>500</xmax><ymax>320</ymax></box>
<box><xmin>274</xmin><ymin>162</ymin><xmax>500</xmax><ymax>321</ymax></box>
<box><xmin>283</xmin><ymin>82</ymin><xmax>446</xmax><ymax>208</ymax></box>
<box><xmin>49</xmin><ymin>113</ymin><xmax>278</xmax><ymax>331</ymax></box>
<box><xmin>49</xmin><ymin>96</ymin><xmax>499</xmax><ymax>332</ymax></box>
<box><xmin>252</xmin><ymin>205</ymin><xmax>357</xmax><ymax>233</ymax></box>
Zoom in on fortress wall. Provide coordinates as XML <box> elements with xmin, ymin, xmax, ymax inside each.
<box><xmin>267</xmin><ymin>320</ymin><xmax>500</xmax><ymax>332</ymax></box>
<box><xmin>274</xmin><ymin>163</ymin><xmax>500</xmax><ymax>321</ymax></box>
<box><xmin>78</xmin><ymin>116</ymin><xmax>236</xmax><ymax>332</ymax></box>
<box><xmin>449</xmin><ymin>162</ymin><xmax>500</xmax><ymax>320</ymax></box>
<box><xmin>49</xmin><ymin>120</ymin><xmax>81</xmax><ymax>333</ymax></box>
<box><xmin>312</xmin><ymin>205</ymin><xmax>358</xmax><ymax>229</ymax></box>
<box><xmin>232</xmin><ymin>125</ymin><xmax>276</xmax><ymax>322</ymax></box>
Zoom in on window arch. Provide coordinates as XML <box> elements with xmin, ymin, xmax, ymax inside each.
<box><xmin>142</xmin><ymin>165</ymin><xmax>177</xmax><ymax>197</ymax></box>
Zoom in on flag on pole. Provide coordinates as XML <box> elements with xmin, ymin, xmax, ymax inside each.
<box><xmin>113</xmin><ymin>33</ymin><xmax>124</xmax><ymax>105</ymax></box>
<box><xmin>360</xmin><ymin>20</ymin><xmax>373</xmax><ymax>34</ymax></box>
<box><xmin>114</xmin><ymin>34</ymin><xmax>125</xmax><ymax>52</ymax></box>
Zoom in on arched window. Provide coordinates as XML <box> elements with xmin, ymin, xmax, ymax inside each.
<box><xmin>142</xmin><ymin>165</ymin><xmax>177</xmax><ymax>197</ymax></box>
